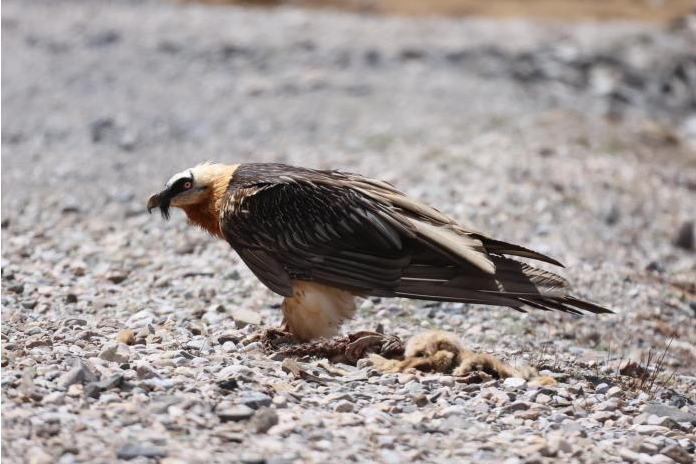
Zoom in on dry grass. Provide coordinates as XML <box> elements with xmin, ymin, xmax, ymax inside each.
<box><xmin>613</xmin><ymin>340</ymin><xmax>678</xmax><ymax>400</ymax></box>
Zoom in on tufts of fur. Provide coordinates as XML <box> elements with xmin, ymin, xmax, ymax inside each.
<box><xmin>370</xmin><ymin>330</ymin><xmax>556</xmax><ymax>385</ymax></box>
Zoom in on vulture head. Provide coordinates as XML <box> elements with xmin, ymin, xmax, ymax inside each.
<box><xmin>147</xmin><ymin>162</ymin><xmax>238</xmax><ymax>237</ymax></box>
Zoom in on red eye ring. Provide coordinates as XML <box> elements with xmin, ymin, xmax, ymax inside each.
<box><xmin>184</xmin><ymin>181</ymin><xmax>192</xmax><ymax>189</ymax></box>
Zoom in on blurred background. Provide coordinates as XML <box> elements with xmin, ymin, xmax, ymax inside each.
<box><xmin>2</xmin><ymin>0</ymin><xmax>696</xmax><ymax>462</ymax></box>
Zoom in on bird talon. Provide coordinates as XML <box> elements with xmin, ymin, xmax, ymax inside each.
<box><xmin>248</xmin><ymin>327</ymin><xmax>296</xmax><ymax>349</ymax></box>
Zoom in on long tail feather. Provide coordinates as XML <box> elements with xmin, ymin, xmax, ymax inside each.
<box><xmin>391</xmin><ymin>255</ymin><xmax>611</xmax><ymax>315</ymax></box>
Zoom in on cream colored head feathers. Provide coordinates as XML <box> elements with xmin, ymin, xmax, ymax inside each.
<box><xmin>147</xmin><ymin>162</ymin><xmax>238</xmax><ymax>238</ymax></box>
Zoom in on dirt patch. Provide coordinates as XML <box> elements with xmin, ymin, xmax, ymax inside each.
<box><xmin>193</xmin><ymin>0</ymin><xmax>695</xmax><ymax>23</ymax></box>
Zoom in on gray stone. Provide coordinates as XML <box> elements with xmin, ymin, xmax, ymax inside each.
<box><xmin>240</xmin><ymin>454</ymin><xmax>266</xmax><ymax>464</ymax></box>
<box><xmin>504</xmin><ymin>401</ymin><xmax>532</xmax><ymax>412</ymax></box>
<box><xmin>673</xmin><ymin>221</ymin><xmax>694</xmax><ymax>250</ymax></box>
<box><xmin>85</xmin><ymin>373</ymin><xmax>124</xmax><ymax>398</ymax></box>
<box><xmin>595</xmin><ymin>383</ymin><xmax>610</xmax><ymax>394</ymax></box>
<box><xmin>660</xmin><ymin>444</ymin><xmax>693</xmax><ymax>464</ymax></box>
<box><xmin>238</xmin><ymin>392</ymin><xmax>273</xmax><ymax>409</ymax></box>
<box><xmin>334</xmin><ymin>400</ymin><xmax>355</xmax><ymax>413</ymax></box>
<box><xmin>117</xmin><ymin>444</ymin><xmax>167</xmax><ymax>460</ymax></box>
<box><xmin>503</xmin><ymin>377</ymin><xmax>527</xmax><ymax>389</ymax></box>
<box><xmin>98</xmin><ymin>342</ymin><xmax>130</xmax><ymax>363</ymax></box>
<box><xmin>57</xmin><ymin>359</ymin><xmax>99</xmax><ymax>388</ymax></box>
<box><xmin>231</xmin><ymin>308</ymin><xmax>262</xmax><ymax>328</ymax></box>
<box><xmin>632</xmin><ymin>425</ymin><xmax>671</xmax><ymax>435</ymax></box>
<box><xmin>136</xmin><ymin>362</ymin><xmax>160</xmax><ymax>379</ymax></box>
<box><xmin>218</xmin><ymin>405</ymin><xmax>255</xmax><ymax>422</ymax></box>
<box><xmin>250</xmin><ymin>407</ymin><xmax>279</xmax><ymax>433</ymax></box>
<box><xmin>643</xmin><ymin>404</ymin><xmax>696</xmax><ymax>425</ymax></box>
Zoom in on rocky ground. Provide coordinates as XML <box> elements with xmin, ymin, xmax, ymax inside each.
<box><xmin>2</xmin><ymin>1</ymin><xmax>696</xmax><ymax>463</ymax></box>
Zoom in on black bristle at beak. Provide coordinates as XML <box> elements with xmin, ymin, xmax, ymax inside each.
<box><xmin>159</xmin><ymin>201</ymin><xmax>171</xmax><ymax>220</ymax></box>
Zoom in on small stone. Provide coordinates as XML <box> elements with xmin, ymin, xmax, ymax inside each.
<box><xmin>547</xmin><ymin>437</ymin><xmax>572</xmax><ymax>455</ymax></box>
<box><xmin>218</xmin><ymin>405</ymin><xmax>255</xmax><ymax>422</ymax></box>
<box><xmin>106</xmin><ymin>271</ymin><xmax>128</xmax><ymax>284</ymax></box>
<box><xmin>643</xmin><ymin>404</ymin><xmax>696</xmax><ymax>425</ymax></box>
<box><xmin>503</xmin><ymin>377</ymin><xmax>527</xmax><ymax>389</ymax></box>
<box><xmin>9</xmin><ymin>283</ymin><xmax>24</xmax><ymax>294</ymax></box>
<box><xmin>63</xmin><ymin>318</ymin><xmax>87</xmax><ymax>328</ymax></box>
<box><xmin>504</xmin><ymin>401</ymin><xmax>532</xmax><ymax>412</ymax></box>
<box><xmin>116</xmin><ymin>329</ymin><xmax>135</xmax><ymax>345</ymax></box>
<box><xmin>482</xmin><ymin>388</ymin><xmax>510</xmax><ymax>405</ymax></box>
<box><xmin>242</xmin><ymin>342</ymin><xmax>262</xmax><ymax>352</ymax></box>
<box><xmin>673</xmin><ymin>221</ymin><xmax>694</xmax><ymax>250</ymax></box>
<box><xmin>65</xmin><ymin>293</ymin><xmax>78</xmax><ymax>304</ymax></box>
<box><xmin>66</xmin><ymin>384</ymin><xmax>83</xmax><ymax>397</ymax></box>
<box><xmin>41</xmin><ymin>392</ymin><xmax>65</xmax><ymax>405</ymax></box>
<box><xmin>240</xmin><ymin>454</ymin><xmax>265</xmax><ymax>464</ymax></box>
<box><xmin>618</xmin><ymin>448</ymin><xmax>648</xmax><ymax>463</ymax></box>
<box><xmin>94</xmin><ymin>373</ymin><xmax>124</xmax><ymax>390</ymax></box>
<box><xmin>606</xmin><ymin>386</ymin><xmax>622</xmax><ymax>398</ymax></box>
<box><xmin>595</xmin><ymin>383</ymin><xmax>609</xmax><ymax>394</ymax></box>
<box><xmin>640</xmin><ymin>442</ymin><xmax>660</xmax><ymax>454</ymax></box>
<box><xmin>632</xmin><ymin>425</ymin><xmax>671</xmax><ymax>435</ymax></box>
<box><xmin>334</xmin><ymin>400</ymin><xmax>354</xmax><ymax>413</ymax></box>
<box><xmin>84</xmin><ymin>373</ymin><xmax>124</xmax><ymax>398</ymax></box>
<box><xmin>116</xmin><ymin>444</ymin><xmax>167</xmax><ymax>460</ymax></box>
<box><xmin>27</xmin><ymin>448</ymin><xmax>53</xmax><ymax>464</ymax></box>
<box><xmin>231</xmin><ymin>308</ymin><xmax>262</xmax><ymax>328</ymax></box>
<box><xmin>439</xmin><ymin>405</ymin><xmax>466</xmax><ymax>418</ymax></box>
<box><xmin>238</xmin><ymin>392</ymin><xmax>273</xmax><ymax>409</ymax></box>
<box><xmin>98</xmin><ymin>342</ymin><xmax>130</xmax><ymax>363</ymax></box>
<box><xmin>57</xmin><ymin>359</ymin><xmax>99</xmax><ymax>388</ymax></box>
<box><xmin>217</xmin><ymin>378</ymin><xmax>239</xmax><ymax>391</ymax></box>
<box><xmin>26</xmin><ymin>337</ymin><xmax>52</xmax><ymax>348</ymax></box>
<box><xmin>398</xmin><ymin>374</ymin><xmax>415</xmax><ymax>384</ymax></box>
<box><xmin>515</xmin><ymin>409</ymin><xmax>542</xmax><ymax>420</ymax></box>
<box><xmin>648</xmin><ymin>455</ymin><xmax>679</xmax><ymax>464</ymax></box>
<box><xmin>250</xmin><ymin>407</ymin><xmax>279</xmax><ymax>433</ymax></box>
<box><xmin>591</xmin><ymin>411</ymin><xmax>616</xmax><ymax>422</ymax></box>
<box><xmin>136</xmin><ymin>362</ymin><xmax>160</xmax><ymax>379</ymax></box>
<box><xmin>135</xmin><ymin>326</ymin><xmax>151</xmax><ymax>341</ymax></box>
<box><xmin>161</xmin><ymin>459</ymin><xmax>188</xmax><ymax>464</ymax></box>
<box><xmin>647</xmin><ymin>415</ymin><xmax>684</xmax><ymax>430</ymax></box>
<box><xmin>272</xmin><ymin>396</ymin><xmax>288</xmax><ymax>408</ymax></box>
<box><xmin>660</xmin><ymin>444</ymin><xmax>693</xmax><ymax>464</ymax></box>
<box><xmin>535</xmin><ymin>393</ymin><xmax>552</xmax><ymax>404</ymax></box>
<box><xmin>596</xmin><ymin>400</ymin><xmax>618</xmax><ymax>412</ymax></box>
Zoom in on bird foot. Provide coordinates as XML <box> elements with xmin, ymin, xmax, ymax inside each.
<box><xmin>262</xmin><ymin>330</ymin><xmax>405</xmax><ymax>365</ymax></box>
<box><xmin>247</xmin><ymin>327</ymin><xmax>297</xmax><ymax>350</ymax></box>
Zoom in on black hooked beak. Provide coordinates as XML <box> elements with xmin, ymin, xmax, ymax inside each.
<box><xmin>147</xmin><ymin>189</ymin><xmax>172</xmax><ymax>219</ymax></box>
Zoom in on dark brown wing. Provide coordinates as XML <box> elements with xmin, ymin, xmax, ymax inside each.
<box><xmin>220</xmin><ymin>163</ymin><xmax>611</xmax><ymax>315</ymax></box>
<box><xmin>220</xmin><ymin>164</ymin><xmax>417</xmax><ymax>296</ymax></box>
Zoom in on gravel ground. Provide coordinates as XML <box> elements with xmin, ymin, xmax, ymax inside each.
<box><xmin>2</xmin><ymin>1</ymin><xmax>696</xmax><ymax>463</ymax></box>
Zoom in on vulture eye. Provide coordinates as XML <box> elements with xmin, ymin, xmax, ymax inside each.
<box><xmin>183</xmin><ymin>181</ymin><xmax>192</xmax><ymax>189</ymax></box>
